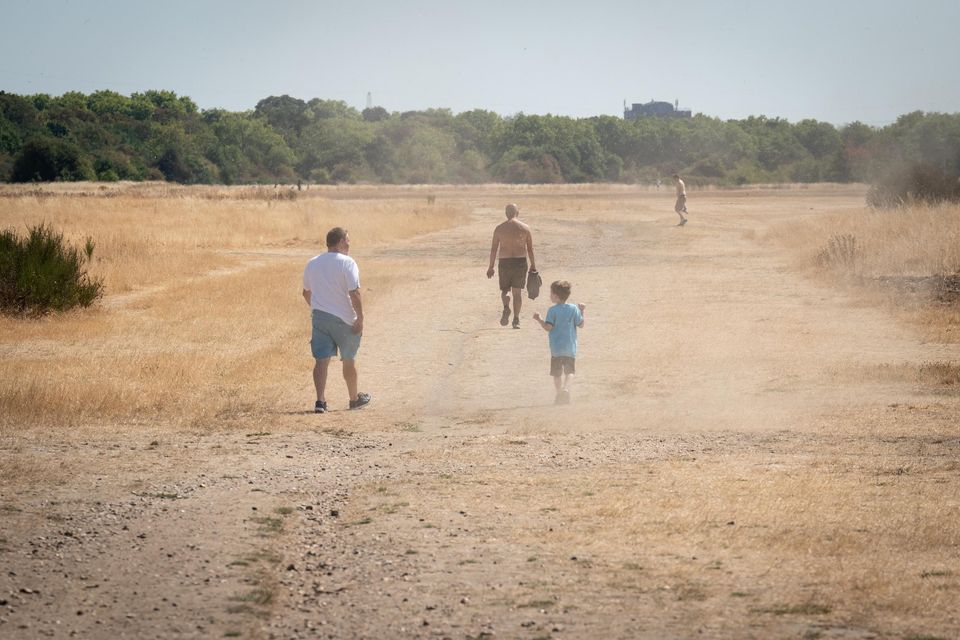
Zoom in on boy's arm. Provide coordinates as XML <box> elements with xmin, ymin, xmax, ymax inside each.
<box><xmin>577</xmin><ymin>303</ymin><xmax>585</xmax><ymax>328</ymax></box>
<box><xmin>532</xmin><ymin>312</ymin><xmax>553</xmax><ymax>332</ymax></box>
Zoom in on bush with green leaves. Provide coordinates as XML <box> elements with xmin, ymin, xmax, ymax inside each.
<box><xmin>10</xmin><ymin>137</ymin><xmax>96</xmax><ymax>182</ymax></box>
<box><xmin>0</xmin><ymin>224</ymin><xmax>103</xmax><ymax>314</ymax></box>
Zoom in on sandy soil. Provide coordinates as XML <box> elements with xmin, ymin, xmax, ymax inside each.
<box><xmin>2</xmin><ymin>187</ymin><xmax>959</xmax><ymax>639</ymax></box>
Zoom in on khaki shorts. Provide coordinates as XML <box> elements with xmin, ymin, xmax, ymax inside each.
<box><xmin>498</xmin><ymin>257</ymin><xmax>528</xmax><ymax>292</ymax></box>
<box><xmin>675</xmin><ymin>195</ymin><xmax>687</xmax><ymax>213</ymax></box>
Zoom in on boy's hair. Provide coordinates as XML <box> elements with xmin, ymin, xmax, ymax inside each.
<box><xmin>550</xmin><ymin>280</ymin><xmax>572</xmax><ymax>302</ymax></box>
<box><xmin>326</xmin><ymin>227</ymin><xmax>348</xmax><ymax>248</ymax></box>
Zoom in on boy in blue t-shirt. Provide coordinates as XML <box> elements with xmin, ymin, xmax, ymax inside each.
<box><xmin>533</xmin><ymin>280</ymin><xmax>586</xmax><ymax>405</ymax></box>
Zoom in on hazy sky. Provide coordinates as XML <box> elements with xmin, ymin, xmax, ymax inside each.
<box><xmin>2</xmin><ymin>0</ymin><xmax>957</xmax><ymax>125</ymax></box>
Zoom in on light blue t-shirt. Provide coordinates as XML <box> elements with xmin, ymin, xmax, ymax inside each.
<box><xmin>544</xmin><ymin>302</ymin><xmax>583</xmax><ymax>358</ymax></box>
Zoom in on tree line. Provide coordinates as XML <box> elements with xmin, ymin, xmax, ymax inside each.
<box><xmin>1</xmin><ymin>90</ymin><xmax>958</xmax><ymax>187</ymax></box>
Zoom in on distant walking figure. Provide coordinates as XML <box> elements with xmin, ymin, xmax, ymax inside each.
<box><xmin>302</xmin><ymin>227</ymin><xmax>371</xmax><ymax>413</ymax></box>
<box><xmin>487</xmin><ymin>204</ymin><xmax>536</xmax><ymax>329</ymax></box>
<box><xmin>673</xmin><ymin>174</ymin><xmax>688</xmax><ymax>226</ymax></box>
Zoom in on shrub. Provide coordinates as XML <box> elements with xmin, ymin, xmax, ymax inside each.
<box><xmin>816</xmin><ymin>234</ymin><xmax>861</xmax><ymax>272</ymax></box>
<box><xmin>0</xmin><ymin>224</ymin><xmax>103</xmax><ymax>314</ymax></box>
<box><xmin>867</xmin><ymin>163</ymin><xmax>960</xmax><ymax>209</ymax></box>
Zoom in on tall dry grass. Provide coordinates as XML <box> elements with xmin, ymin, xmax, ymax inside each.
<box><xmin>770</xmin><ymin>201</ymin><xmax>960</xmax><ymax>279</ymax></box>
<box><xmin>769</xmin><ymin>201</ymin><xmax>960</xmax><ymax>342</ymax></box>
<box><xmin>0</xmin><ymin>183</ymin><xmax>467</xmax><ymax>431</ymax></box>
<box><xmin>0</xmin><ymin>182</ymin><xmax>466</xmax><ymax>294</ymax></box>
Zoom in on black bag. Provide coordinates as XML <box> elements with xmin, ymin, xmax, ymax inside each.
<box><xmin>526</xmin><ymin>270</ymin><xmax>542</xmax><ymax>299</ymax></box>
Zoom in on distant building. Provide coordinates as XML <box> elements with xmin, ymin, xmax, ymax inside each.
<box><xmin>624</xmin><ymin>99</ymin><xmax>691</xmax><ymax>120</ymax></box>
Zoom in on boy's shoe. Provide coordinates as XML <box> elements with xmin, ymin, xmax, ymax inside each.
<box><xmin>512</xmin><ymin>316</ymin><xmax>520</xmax><ymax>329</ymax></box>
<box><xmin>679</xmin><ymin>218</ymin><xmax>687</xmax><ymax>226</ymax></box>
<box><xmin>555</xmin><ymin>389</ymin><xmax>571</xmax><ymax>405</ymax></box>
<box><xmin>314</xmin><ymin>400</ymin><xmax>327</xmax><ymax>414</ymax></box>
<box><xmin>349</xmin><ymin>392</ymin><xmax>371</xmax><ymax>410</ymax></box>
<box><xmin>500</xmin><ymin>306</ymin><xmax>511</xmax><ymax>326</ymax></box>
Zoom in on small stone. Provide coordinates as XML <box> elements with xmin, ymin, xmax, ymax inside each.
<box><xmin>330</xmin><ymin>510</ymin><xmax>339</xmax><ymax>518</ymax></box>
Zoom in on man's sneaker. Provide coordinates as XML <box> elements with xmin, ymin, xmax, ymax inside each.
<box><xmin>314</xmin><ymin>400</ymin><xmax>327</xmax><ymax>414</ymax></box>
<box><xmin>349</xmin><ymin>392</ymin><xmax>371</xmax><ymax>410</ymax></box>
<box><xmin>555</xmin><ymin>389</ymin><xmax>571</xmax><ymax>405</ymax></box>
<box><xmin>512</xmin><ymin>316</ymin><xmax>520</xmax><ymax>329</ymax></box>
<box><xmin>500</xmin><ymin>307</ymin><xmax>511</xmax><ymax>326</ymax></box>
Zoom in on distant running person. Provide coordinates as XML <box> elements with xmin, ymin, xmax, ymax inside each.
<box><xmin>302</xmin><ymin>227</ymin><xmax>371</xmax><ymax>413</ymax></box>
<box><xmin>486</xmin><ymin>203</ymin><xmax>536</xmax><ymax>329</ymax></box>
<box><xmin>673</xmin><ymin>174</ymin><xmax>688</xmax><ymax>226</ymax></box>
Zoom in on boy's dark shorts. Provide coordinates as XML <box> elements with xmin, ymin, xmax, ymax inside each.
<box><xmin>498</xmin><ymin>257</ymin><xmax>528</xmax><ymax>292</ymax></box>
<box><xmin>550</xmin><ymin>356</ymin><xmax>576</xmax><ymax>376</ymax></box>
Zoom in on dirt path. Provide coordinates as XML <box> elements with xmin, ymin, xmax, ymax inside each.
<box><xmin>2</xmin><ymin>189</ymin><xmax>959</xmax><ymax>639</ymax></box>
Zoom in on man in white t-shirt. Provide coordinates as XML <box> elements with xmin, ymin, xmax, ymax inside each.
<box><xmin>302</xmin><ymin>227</ymin><xmax>371</xmax><ymax>413</ymax></box>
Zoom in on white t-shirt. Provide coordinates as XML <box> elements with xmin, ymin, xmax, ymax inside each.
<box><xmin>303</xmin><ymin>252</ymin><xmax>361</xmax><ymax>324</ymax></box>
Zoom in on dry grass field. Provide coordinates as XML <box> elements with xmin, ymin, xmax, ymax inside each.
<box><xmin>0</xmin><ymin>183</ymin><xmax>467</xmax><ymax>432</ymax></box>
<box><xmin>1</xmin><ymin>183</ymin><xmax>958</xmax><ymax>639</ymax></box>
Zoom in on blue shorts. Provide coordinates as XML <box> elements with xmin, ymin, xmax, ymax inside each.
<box><xmin>311</xmin><ymin>310</ymin><xmax>362</xmax><ymax>361</ymax></box>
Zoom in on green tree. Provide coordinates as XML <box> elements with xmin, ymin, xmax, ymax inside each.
<box><xmin>11</xmin><ymin>137</ymin><xmax>95</xmax><ymax>182</ymax></box>
<box><xmin>362</xmin><ymin>106</ymin><xmax>390</xmax><ymax>122</ymax></box>
<box><xmin>255</xmin><ymin>95</ymin><xmax>309</xmax><ymax>140</ymax></box>
<box><xmin>306</xmin><ymin>98</ymin><xmax>360</xmax><ymax>121</ymax></box>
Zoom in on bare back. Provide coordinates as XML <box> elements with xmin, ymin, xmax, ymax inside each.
<box><xmin>493</xmin><ymin>219</ymin><xmax>532</xmax><ymax>259</ymax></box>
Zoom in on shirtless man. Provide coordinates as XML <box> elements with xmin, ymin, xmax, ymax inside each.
<box><xmin>673</xmin><ymin>173</ymin><xmax>688</xmax><ymax>226</ymax></box>
<box><xmin>486</xmin><ymin>203</ymin><xmax>536</xmax><ymax>329</ymax></box>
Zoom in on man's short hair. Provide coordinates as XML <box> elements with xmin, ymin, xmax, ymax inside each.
<box><xmin>672</xmin><ymin>173</ymin><xmax>680</xmax><ymax>179</ymax></box>
<box><xmin>505</xmin><ymin>203</ymin><xmax>519</xmax><ymax>218</ymax></box>
<box><xmin>551</xmin><ymin>280</ymin><xmax>572</xmax><ymax>302</ymax></box>
<box><xmin>326</xmin><ymin>227</ymin><xmax>348</xmax><ymax>248</ymax></box>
